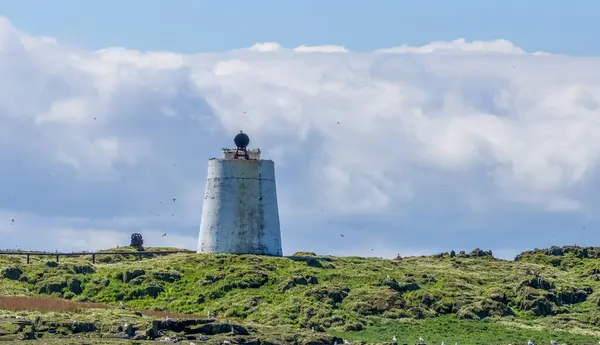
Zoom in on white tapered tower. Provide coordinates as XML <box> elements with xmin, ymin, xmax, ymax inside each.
<box><xmin>197</xmin><ymin>131</ymin><xmax>283</xmax><ymax>256</ymax></box>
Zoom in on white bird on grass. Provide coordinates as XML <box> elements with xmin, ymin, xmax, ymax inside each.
<box><xmin>551</xmin><ymin>340</ymin><xmax>558</xmax><ymax>345</ymax></box>
<box><xmin>392</xmin><ymin>335</ymin><xmax>396</xmax><ymax>343</ymax></box>
<box><xmin>419</xmin><ymin>336</ymin><xmax>425</xmax><ymax>344</ymax></box>
<box><xmin>528</xmin><ymin>340</ymin><xmax>534</xmax><ymax>345</ymax></box>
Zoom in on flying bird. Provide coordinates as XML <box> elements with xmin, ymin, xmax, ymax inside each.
<box><xmin>162</xmin><ymin>233</ymin><xmax>167</xmax><ymax>237</ymax></box>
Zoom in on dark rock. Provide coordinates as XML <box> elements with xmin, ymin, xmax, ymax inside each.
<box><xmin>22</xmin><ymin>325</ymin><xmax>35</xmax><ymax>340</ymax></box>
<box><xmin>73</xmin><ymin>265</ymin><xmax>95</xmax><ymax>274</ymax></box>
<box><xmin>1</xmin><ymin>267</ymin><xmax>22</xmax><ymax>280</ymax></box>
<box><xmin>234</xmin><ymin>272</ymin><xmax>269</xmax><ymax>289</ymax></box>
<box><xmin>71</xmin><ymin>322</ymin><xmax>96</xmax><ymax>333</ymax></box>
<box><xmin>198</xmin><ymin>274</ymin><xmax>224</xmax><ymax>286</ymax></box>
<box><xmin>305</xmin><ymin>286</ymin><xmax>350</xmax><ymax>305</ymax></box>
<box><xmin>433</xmin><ymin>300</ymin><xmax>454</xmax><ymax>315</ymax></box>
<box><xmin>420</xmin><ymin>293</ymin><xmax>436</xmax><ymax>307</ymax></box>
<box><xmin>408</xmin><ymin>307</ymin><xmax>427</xmax><ymax>319</ymax></box>
<box><xmin>469</xmin><ymin>248</ymin><xmax>493</xmax><ymax>258</ymax></box>
<box><xmin>519</xmin><ymin>297</ymin><xmax>554</xmax><ymax>316</ymax></box>
<box><xmin>244</xmin><ymin>297</ymin><xmax>260</xmax><ymax>311</ymax></box>
<box><xmin>45</xmin><ymin>261</ymin><xmax>59</xmax><ymax>268</ymax></box>
<box><xmin>489</xmin><ymin>291</ymin><xmax>509</xmax><ymax>304</ymax></box>
<box><xmin>375</xmin><ymin>278</ymin><xmax>421</xmax><ymax>293</ymax></box>
<box><xmin>546</xmin><ymin>246</ymin><xmax>564</xmax><ymax>256</ymax></box>
<box><xmin>557</xmin><ymin>287</ymin><xmax>592</xmax><ymax>305</ymax></box>
<box><xmin>456</xmin><ymin>299</ymin><xmax>515</xmax><ymax>320</ymax></box>
<box><xmin>122</xmin><ymin>269</ymin><xmax>145</xmax><ymax>283</ymax></box>
<box><xmin>342</xmin><ymin>323</ymin><xmax>363</xmax><ymax>332</ymax></box>
<box><xmin>145</xmin><ymin>284</ymin><xmax>164</xmax><ymax>298</ymax></box>
<box><xmin>133</xmin><ymin>330</ymin><xmax>148</xmax><ymax>340</ymax></box>
<box><xmin>67</xmin><ymin>278</ymin><xmax>82</xmax><ymax>295</ymax></box>
<box><xmin>582</xmin><ymin>248</ymin><xmax>589</xmax><ymax>258</ymax></box>
<box><xmin>280</xmin><ymin>275</ymin><xmax>319</xmax><ymax>292</ymax></box>
<box><xmin>352</xmin><ymin>287</ymin><xmax>405</xmax><ymax>316</ymax></box>
<box><xmin>209</xmin><ymin>290</ymin><xmax>225</xmax><ymax>299</ymax></box>
<box><xmin>518</xmin><ymin>276</ymin><xmax>555</xmax><ymax>291</ymax></box>
<box><xmin>36</xmin><ymin>280</ymin><xmax>67</xmax><ymax>294</ymax></box>
<box><xmin>129</xmin><ymin>276</ymin><xmax>144</xmax><ymax>286</ymax></box>
<box><xmin>153</xmin><ymin>271</ymin><xmax>182</xmax><ymax>283</ymax></box>
<box><xmin>288</xmin><ymin>256</ymin><xmax>324</xmax><ymax>268</ymax></box>
<box><xmin>515</xmin><ymin>285</ymin><xmax>554</xmax><ymax>316</ymax></box>
<box><xmin>450</xmin><ymin>250</ymin><xmax>456</xmax><ymax>258</ymax></box>
<box><xmin>184</xmin><ymin>323</ymin><xmax>249</xmax><ymax>335</ymax></box>
<box><xmin>145</xmin><ymin>326</ymin><xmax>158</xmax><ymax>339</ymax></box>
<box><xmin>125</xmin><ymin>323</ymin><xmax>135</xmax><ymax>337</ymax></box>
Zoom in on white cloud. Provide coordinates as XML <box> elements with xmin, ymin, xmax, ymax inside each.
<box><xmin>293</xmin><ymin>45</ymin><xmax>348</xmax><ymax>53</ymax></box>
<box><xmin>374</xmin><ymin>38</ymin><xmax>530</xmax><ymax>54</ymax></box>
<box><xmin>0</xmin><ymin>16</ymin><xmax>599</xmax><ymax>257</ymax></box>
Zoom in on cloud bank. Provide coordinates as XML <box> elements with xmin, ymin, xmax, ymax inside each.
<box><xmin>1</xmin><ymin>17</ymin><xmax>599</xmax><ymax>259</ymax></box>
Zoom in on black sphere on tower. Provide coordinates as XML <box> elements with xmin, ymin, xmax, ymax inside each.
<box><xmin>234</xmin><ymin>131</ymin><xmax>250</xmax><ymax>149</ymax></box>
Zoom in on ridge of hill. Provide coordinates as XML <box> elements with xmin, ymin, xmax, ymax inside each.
<box><xmin>0</xmin><ymin>246</ymin><xmax>599</xmax><ymax>344</ymax></box>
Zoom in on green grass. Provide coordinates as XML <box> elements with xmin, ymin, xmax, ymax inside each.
<box><xmin>0</xmin><ymin>246</ymin><xmax>599</xmax><ymax>344</ymax></box>
<box><xmin>335</xmin><ymin>316</ymin><xmax>600</xmax><ymax>344</ymax></box>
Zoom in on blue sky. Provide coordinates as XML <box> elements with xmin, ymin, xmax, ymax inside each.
<box><xmin>0</xmin><ymin>2</ymin><xmax>599</xmax><ymax>259</ymax></box>
<box><xmin>2</xmin><ymin>0</ymin><xmax>599</xmax><ymax>55</ymax></box>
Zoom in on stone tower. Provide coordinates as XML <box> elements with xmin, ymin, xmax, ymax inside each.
<box><xmin>197</xmin><ymin>131</ymin><xmax>283</xmax><ymax>256</ymax></box>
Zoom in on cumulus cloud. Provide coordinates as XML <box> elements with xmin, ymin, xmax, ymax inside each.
<box><xmin>0</xmin><ymin>16</ymin><xmax>599</xmax><ymax>259</ymax></box>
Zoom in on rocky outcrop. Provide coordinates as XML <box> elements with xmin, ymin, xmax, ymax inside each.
<box><xmin>1</xmin><ymin>267</ymin><xmax>22</xmax><ymax>280</ymax></box>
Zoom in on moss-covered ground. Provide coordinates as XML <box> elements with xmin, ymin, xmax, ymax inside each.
<box><xmin>0</xmin><ymin>246</ymin><xmax>599</xmax><ymax>344</ymax></box>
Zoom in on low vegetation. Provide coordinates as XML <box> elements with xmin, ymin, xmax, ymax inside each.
<box><xmin>0</xmin><ymin>246</ymin><xmax>599</xmax><ymax>344</ymax></box>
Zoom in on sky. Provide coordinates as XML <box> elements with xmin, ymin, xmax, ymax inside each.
<box><xmin>1</xmin><ymin>2</ymin><xmax>600</xmax><ymax>260</ymax></box>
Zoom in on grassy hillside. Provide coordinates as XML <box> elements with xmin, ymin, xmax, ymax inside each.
<box><xmin>0</xmin><ymin>246</ymin><xmax>599</xmax><ymax>344</ymax></box>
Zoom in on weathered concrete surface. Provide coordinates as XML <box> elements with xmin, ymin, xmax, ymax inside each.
<box><xmin>198</xmin><ymin>158</ymin><xmax>282</xmax><ymax>256</ymax></box>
